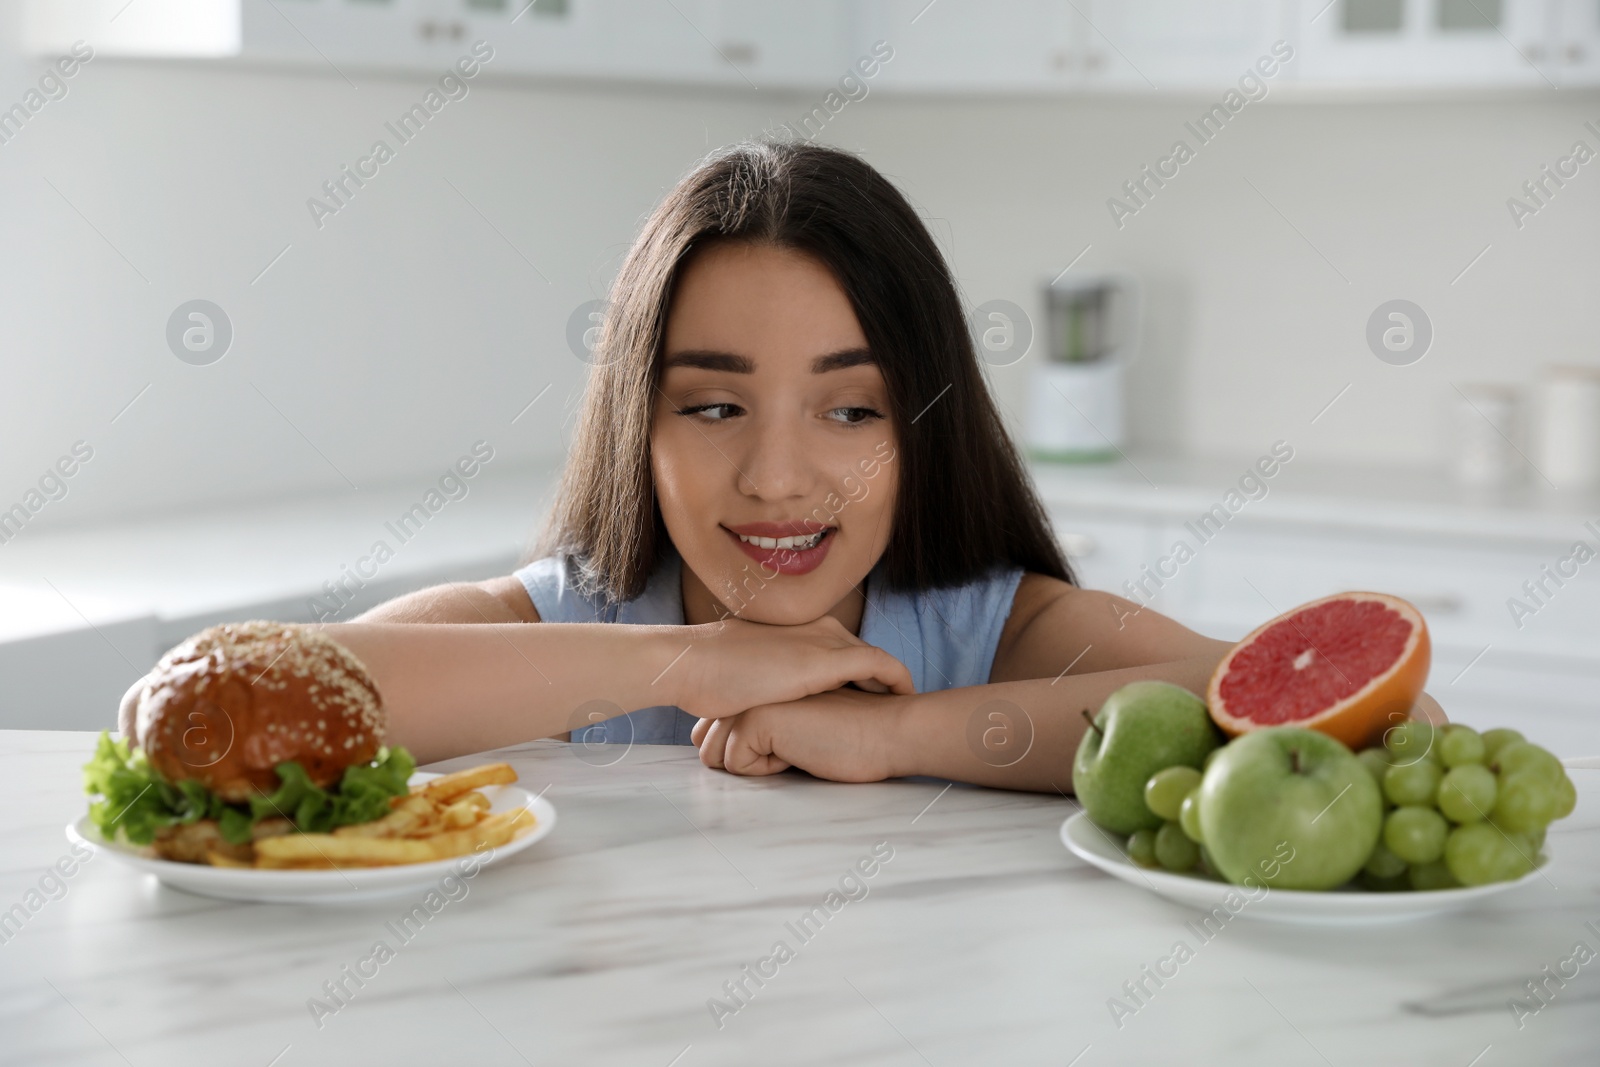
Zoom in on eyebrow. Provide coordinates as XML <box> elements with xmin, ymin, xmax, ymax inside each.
<box><xmin>662</xmin><ymin>348</ymin><xmax>876</xmax><ymax>375</ymax></box>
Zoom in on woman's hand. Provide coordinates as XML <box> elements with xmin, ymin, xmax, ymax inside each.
<box><xmin>690</xmin><ymin>687</ymin><xmax>906</xmax><ymax>782</ymax></box>
<box><xmin>670</xmin><ymin>615</ymin><xmax>914</xmax><ymax>721</ymax></box>
<box><xmin>117</xmin><ymin>675</ymin><xmax>147</xmax><ymax>743</ymax></box>
<box><xmin>1411</xmin><ymin>691</ymin><xmax>1449</xmax><ymax>726</ymax></box>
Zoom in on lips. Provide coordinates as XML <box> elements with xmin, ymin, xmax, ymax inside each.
<box><xmin>725</xmin><ymin>520</ymin><xmax>832</xmax><ymax>539</ymax></box>
<box><xmin>722</xmin><ymin>521</ymin><xmax>837</xmax><ymax>576</ymax></box>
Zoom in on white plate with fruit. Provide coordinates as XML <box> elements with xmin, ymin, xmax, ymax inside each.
<box><xmin>1062</xmin><ymin>593</ymin><xmax>1571</xmax><ymax>925</ymax></box>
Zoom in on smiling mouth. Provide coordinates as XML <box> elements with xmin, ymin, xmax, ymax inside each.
<box><xmin>727</xmin><ymin>528</ymin><xmax>833</xmax><ymax>551</ymax></box>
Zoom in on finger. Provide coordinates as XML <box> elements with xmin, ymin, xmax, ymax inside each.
<box><xmin>846</xmin><ymin>647</ymin><xmax>916</xmax><ymax>696</ymax></box>
<box><xmin>724</xmin><ymin>722</ymin><xmax>790</xmax><ymax>777</ymax></box>
<box><xmin>849</xmin><ymin>678</ymin><xmax>891</xmax><ymax>694</ymax></box>
<box><xmin>690</xmin><ymin>717</ymin><xmax>712</xmax><ymax>746</ymax></box>
<box><xmin>698</xmin><ymin>718</ymin><xmax>731</xmax><ymax>770</ymax></box>
<box><xmin>117</xmin><ymin>677</ymin><xmax>145</xmax><ymax>742</ymax></box>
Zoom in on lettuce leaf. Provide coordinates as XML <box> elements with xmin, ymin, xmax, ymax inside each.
<box><xmin>83</xmin><ymin>731</ymin><xmax>415</xmax><ymax>847</ymax></box>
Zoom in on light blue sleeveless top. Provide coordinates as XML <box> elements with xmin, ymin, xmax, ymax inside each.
<box><xmin>514</xmin><ymin>545</ymin><xmax>1025</xmax><ymax>746</ymax></box>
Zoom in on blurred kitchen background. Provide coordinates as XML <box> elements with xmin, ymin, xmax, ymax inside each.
<box><xmin>1</xmin><ymin>0</ymin><xmax>1596</xmax><ymax>754</ymax></box>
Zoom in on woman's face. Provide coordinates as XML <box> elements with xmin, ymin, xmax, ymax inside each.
<box><xmin>651</xmin><ymin>241</ymin><xmax>898</xmax><ymax>627</ymax></box>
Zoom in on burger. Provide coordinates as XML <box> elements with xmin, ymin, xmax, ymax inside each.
<box><xmin>84</xmin><ymin>621</ymin><xmax>415</xmax><ymax>865</ymax></box>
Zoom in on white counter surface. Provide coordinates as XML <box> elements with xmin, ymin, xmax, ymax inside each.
<box><xmin>3</xmin><ymin>731</ymin><xmax>1598</xmax><ymax>1066</ymax></box>
<box><xmin>1029</xmin><ymin>454</ymin><xmax>1600</xmax><ymax>546</ymax></box>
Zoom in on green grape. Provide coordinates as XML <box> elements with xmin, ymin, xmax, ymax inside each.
<box><xmin>1409</xmin><ymin>858</ymin><xmax>1462</xmax><ymax>891</ymax></box>
<box><xmin>1445</xmin><ymin>822</ymin><xmax>1535</xmax><ymax>886</ymax></box>
<box><xmin>1492</xmin><ymin>773</ymin><xmax>1559</xmax><ymax>833</ymax></box>
<box><xmin>1363</xmin><ymin>839</ymin><xmax>1408</xmax><ymax>879</ymax></box>
<box><xmin>1480</xmin><ymin>728</ymin><xmax>1524</xmax><ymax>761</ymax></box>
<box><xmin>1154</xmin><ymin>821</ymin><xmax>1200</xmax><ymax>872</ymax></box>
<box><xmin>1384</xmin><ymin>806</ymin><xmax>1450</xmax><ymax>865</ymax></box>
<box><xmin>1384</xmin><ymin>759</ymin><xmax>1443</xmax><ymax>807</ymax></box>
<box><xmin>1492</xmin><ymin>742</ymin><xmax>1564</xmax><ymax>780</ymax></box>
<box><xmin>1384</xmin><ymin>719</ymin><xmax>1435</xmax><ymax>764</ymax></box>
<box><xmin>1357</xmin><ymin>747</ymin><xmax>1392</xmax><ymax>789</ymax></box>
<box><xmin>1178</xmin><ymin>789</ymin><xmax>1204</xmax><ymax>843</ymax></box>
<box><xmin>1145</xmin><ymin>766</ymin><xmax>1203</xmax><ymax>822</ymax></box>
<box><xmin>1127</xmin><ymin>828</ymin><xmax>1158</xmax><ymax>867</ymax></box>
<box><xmin>1204</xmin><ymin>747</ymin><xmax>1224</xmax><ymax>771</ymax></box>
<box><xmin>1198</xmin><ymin>845</ymin><xmax>1219</xmax><ymax>877</ymax></box>
<box><xmin>1361</xmin><ymin>869</ymin><xmax>1411</xmax><ymax>893</ymax></box>
<box><xmin>1552</xmin><ymin>773</ymin><xmax>1577</xmax><ymax>821</ymax></box>
<box><xmin>1438</xmin><ymin>726</ymin><xmax>1486</xmax><ymax>768</ymax></box>
<box><xmin>1436</xmin><ymin>764</ymin><xmax>1497</xmax><ymax>824</ymax></box>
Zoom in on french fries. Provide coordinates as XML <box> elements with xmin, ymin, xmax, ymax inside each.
<box><xmin>253</xmin><ymin>808</ymin><xmax>536</xmax><ymax>868</ymax></box>
<box><xmin>188</xmin><ymin>762</ymin><xmax>536</xmax><ymax>870</ymax></box>
<box><xmin>416</xmin><ymin>763</ymin><xmax>517</xmax><ymax>804</ymax></box>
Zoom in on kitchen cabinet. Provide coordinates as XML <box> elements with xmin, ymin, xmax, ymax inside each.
<box><xmin>1547</xmin><ymin>0</ymin><xmax>1600</xmax><ymax>85</ymax></box>
<box><xmin>1291</xmin><ymin>0</ymin><xmax>1554</xmax><ymax>88</ymax></box>
<box><xmin>22</xmin><ymin>0</ymin><xmax>1587</xmax><ymax>93</ymax></box>
<box><xmin>23</xmin><ymin>0</ymin><xmax>848</xmax><ymax>89</ymax></box>
<box><xmin>852</xmin><ymin>0</ymin><xmax>1073</xmax><ymax>92</ymax></box>
<box><xmin>1081</xmin><ymin>0</ymin><xmax>1294</xmax><ymax>91</ymax></box>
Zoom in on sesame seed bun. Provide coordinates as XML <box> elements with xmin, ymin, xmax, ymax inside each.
<box><xmin>135</xmin><ymin>622</ymin><xmax>385</xmax><ymax>802</ymax></box>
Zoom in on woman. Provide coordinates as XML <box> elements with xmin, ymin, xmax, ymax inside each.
<box><xmin>120</xmin><ymin>142</ymin><xmax>1436</xmax><ymax>790</ymax></box>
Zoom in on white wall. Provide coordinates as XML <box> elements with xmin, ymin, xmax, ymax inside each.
<box><xmin>3</xmin><ymin>23</ymin><xmax>1598</xmax><ymax>530</ymax></box>
<box><xmin>829</xmin><ymin>91</ymin><xmax>1600</xmax><ymax>465</ymax></box>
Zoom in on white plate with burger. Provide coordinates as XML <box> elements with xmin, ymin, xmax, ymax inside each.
<box><xmin>69</xmin><ymin>774</ymin><xmax>555</xmax><ymax>904</ymax></box>
<box><xmin>71</xmin><ymin>621</ymin><xmax>557</xmax><ymax>904</ymax></box>
<box><xmin>1060</xmin><ymin>812</ymin><xmax>1545</xmax><ymax>926</ymax></box>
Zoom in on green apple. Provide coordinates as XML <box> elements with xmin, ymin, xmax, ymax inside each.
<box><xmin>1198</xmin><ymin>727</ymin><xmax>1383</xmax><ymax>891</ymax></box>
<box><xmin>1072</xmin><ymin>681</ymin><xmax>1220</xmax><ymax>835</ymax></box>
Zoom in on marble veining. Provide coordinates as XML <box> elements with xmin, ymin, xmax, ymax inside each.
<box><xmin>1</xmin><ymin>730</ymin><xmax>1596</xmax><ymax>1066</ymax></box>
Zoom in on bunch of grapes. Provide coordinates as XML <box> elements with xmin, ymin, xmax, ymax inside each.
<box><xmin>1125</xmin><ymin>759</ymin><xmax>1215</xmax><ymax>874</ymax></box>
<box><xmin>1359</xmin><ymin>722</ymin><xmax>1576</xmax><ymax>890</ymax></box>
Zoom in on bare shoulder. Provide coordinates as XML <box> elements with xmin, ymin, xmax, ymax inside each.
<box><xmin>990</xmin><ymin>572</ymin><xmax>1077</xmax><ymax>683</ymax></box>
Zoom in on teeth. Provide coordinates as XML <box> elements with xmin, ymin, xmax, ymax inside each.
<box><xmin>737</xmin><ymin>530</ymin><xmax>828</xmax><ymax>550</ymax></box>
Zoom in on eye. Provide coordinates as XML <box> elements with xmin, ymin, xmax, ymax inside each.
<box><xmin>827</xmin><ymin>406</ymin><xmax>885</xmax><ymax>427</ymax></box>
<box><xmin>675</xmin><ymin>402</ymin><xmax>744</xmax><ymax>423</ymax></box>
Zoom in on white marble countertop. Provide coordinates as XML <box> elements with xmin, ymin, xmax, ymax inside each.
<box><xmin>3</xmin><ymin>730</ymin><xmax>1598</xmax><ymax>1066</ymax></box>
<box><xmin>1030</xmin><ymin>454</ymin><xmax>1600</xmax><ymax>546</ymax></box>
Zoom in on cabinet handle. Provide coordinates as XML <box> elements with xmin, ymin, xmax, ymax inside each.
<box><xmin>1061</xmin><ymin>533</ymin><xmax>1098</xmax><ymax>558</ymax></box>
<box><xmin>1402</xmin><ymin>594</ymin><xmax>1464</xmax><ymax>616</ymax></box>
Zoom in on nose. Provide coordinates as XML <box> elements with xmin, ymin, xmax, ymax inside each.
<box><xmin>733</xmin><ymin>410</ymin><xmax>814</xmax><ymax>502</ymax></box>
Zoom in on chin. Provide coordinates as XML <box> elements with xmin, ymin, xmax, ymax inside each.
<box><xmin>733</xmin><ymin>599</ymin><xmax>834</xmax><ymax>626</ymax></box>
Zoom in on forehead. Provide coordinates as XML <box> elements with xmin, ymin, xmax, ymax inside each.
<box><xmin>663</xmin><ymin>241</ymin><xmax>871</xmax><ymax>365</ymax></box>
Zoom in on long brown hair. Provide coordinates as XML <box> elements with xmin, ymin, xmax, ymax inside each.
<box><xmin>536</xmin><ymin>141</ymin><xmax>1073</xmax><ymax>602</ymax></box>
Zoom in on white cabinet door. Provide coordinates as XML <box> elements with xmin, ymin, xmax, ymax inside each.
<box><xmin>1550</xmin><ymin>0</ymin><xmax>1600</xmax><ymax>84</ymax></box>
<box><xmin>1083</xmin><ymin>0</ymin><xmax>1291</xmax><ymax>91</ymax></box>
<box><xmin>854</xmin><ymin>0</ymin><xmax>1076</xmax><ymax>92</ymax></box>
<box><xmin>239</xmin><ymin>0</ymin><xmax>427</xmax><ymax>70</ymax></box>
<box><xmin>0</xmin><ymin>617</ymin><xmax>158</xmax><ymax>732</ymax></box>
<box><xmin>694</xmin><ymin>1</ymin><xmax>851</xmax><ymax>88</ymax></box>
<box><xmin>1181</xmin><ymin>523</ymin><xmax>1600</xmax><ymax>664</ymax></box>
<box><xmin>179</xmin><ymin>0</ymin><xmax>845</xmax><ymax>86</ymax></box>
<box><xmin>1293</xmin><ymin>0</ymin><xmax>1552</xmax><ymax>87</ymax></box>
<box><xmin>1047</xmin><ymin>512</ymin><xmax>1199</xmax><ymax>619</ymax></box>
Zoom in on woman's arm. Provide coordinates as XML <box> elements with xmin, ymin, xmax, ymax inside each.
<box><xmin>696</xmin><ymin>576</ymin><xmax>1449</xmax><ymax>792</ymax></box>
<box><xmin>321</xmin><ymin>618</ymin><xmax>695</xmax><ymax>764</ymax></box>
<box><xmin>353</xmin><ymin>575</ymin><xmax>540</xmax><ymax>625</ymax></box>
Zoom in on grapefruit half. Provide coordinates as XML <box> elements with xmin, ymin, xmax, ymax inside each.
<box><xmin>1207</xmin><ymin>591</ymin><xmax>1431</xmax><ymax>749</ymax></box>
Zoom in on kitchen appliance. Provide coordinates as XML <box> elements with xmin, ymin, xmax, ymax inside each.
<box><xmin>1451</xmin><ymin>383</ymin><xmax>1521</xmax><ymax>488</ymax></box>
<box><xmin>1537</xmin><ymin>365</ymin><xmax>1600</xmax><ymax>491</ymax></box>
<box><xmin>1026</xmin><ymin>273</ymin><xmax>1139</xmax><ymax>462</ymax></box>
